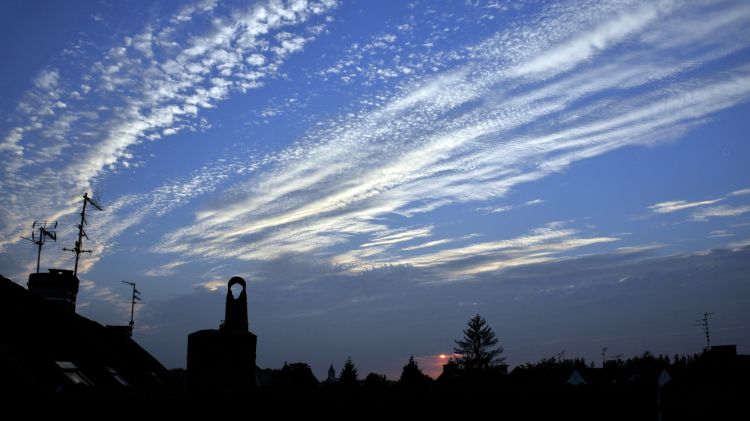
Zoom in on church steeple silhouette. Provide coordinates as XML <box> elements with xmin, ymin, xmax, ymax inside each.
<box><xmin>327</xmin><ymin>364</ymin><xmax>337</xmax><ymax>383</ymax></box>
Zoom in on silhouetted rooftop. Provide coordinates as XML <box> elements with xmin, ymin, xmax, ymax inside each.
<box><xmin>0</xmin><ymin>274</ymin><xmax>174</xmax><ymax>398</ymax></box>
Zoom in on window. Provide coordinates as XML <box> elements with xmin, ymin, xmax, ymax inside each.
<box><xmin>106</xmin><ymin>367</ymin><xmax>130</xmax><ymax>386</ymax></box>
<box><xmin>55</xmin><ymin>361</ymin><xmax>94</xmax><ymax>386</ymax></box>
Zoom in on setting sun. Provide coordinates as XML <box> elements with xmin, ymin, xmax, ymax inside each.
<box><xmin>439</xmin><ymin>354</ymin><xmax>447</xmax><ymax>359</ymax></box>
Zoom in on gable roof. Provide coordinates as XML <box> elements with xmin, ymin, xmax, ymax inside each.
<box><xmin>566</xmin><ymin>369</ymin><xmax>588</xmax><ymax>385</ymax></box>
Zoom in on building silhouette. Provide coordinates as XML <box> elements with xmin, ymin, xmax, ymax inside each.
<box><xmin>187</xmin><ymin>276</ymin><xmax>257</xmax><ymax>395</ymax></box>
<box><xmin>0</xmin><ymin>271</ymin><xmax>172</xmax><ymax>398</ymax></box>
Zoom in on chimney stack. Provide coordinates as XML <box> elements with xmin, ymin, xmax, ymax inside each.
<box><xmin>27</xmin><ymin>269</ymin><xmax>79</xmax><ymax>315</ymax></box>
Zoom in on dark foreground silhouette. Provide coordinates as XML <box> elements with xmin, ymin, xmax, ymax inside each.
<box><xmin>1</xmin><ymin>272</ymin><xmax>747</xmax><ymax>418</ymax></box>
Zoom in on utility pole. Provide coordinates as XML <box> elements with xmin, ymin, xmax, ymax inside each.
<box><xmin>21</xmin><ymin>220</ymin><xmax>57</xmax><ymax>273</ymax></box>
<box><xmin>694</xmin><ymin>312</ymin><xmax>714</xmax><ymax>351</ymax></box>
<box><xmin>63</xmin><ymin>192</ymin><xmax>103</xmax><ymax>276</ymax></box>
<box><xmin>121</xmin><ymin>281</ymin><xmax>141</xmax><ymax>334</ymax></box>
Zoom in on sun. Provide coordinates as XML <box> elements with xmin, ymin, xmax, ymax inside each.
<box><xmin>439</xmin><ymin>354</ymin><xmax>447</xmax><ymax>359</ymax></box>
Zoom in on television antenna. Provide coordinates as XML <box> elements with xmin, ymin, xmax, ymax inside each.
<box><xmin>20</xmin><ymin>220</ymin><xmax>57</xmax><ymax>273</ymax></box>
<box><xmin>694</xmin><ymin>312</ymin><xmax>714</xmax><ymax>351</ymax></box>
<box><xmin>121</xmin><ymin>281</ymin><xmax>141</xmax><ymax>334</ymax></box>
<box><xmin>63</xmin><ymin>192</ymin><xmax>103</xmax><ymax>276</ymax></box>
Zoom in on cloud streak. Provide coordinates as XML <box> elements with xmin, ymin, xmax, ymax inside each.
<box><xmin>148</xmin><ymin>0</ymin><xmax>750</xmax><ymax>277</ymax></box>
<box><xmin>3</xmin><ymin>0</ymin><xmax>750</xmax><ymax>287</ymax></box>
<box><xmin>649</xmin><ymin>199</ymin><xmax>724</xmax><ymax>214</ymax></box>
<box><xmin>691</xmin><ymin>205</ymin><xmax>750</xmax><ymax>221</ymax></box>
<box><xmin>0</xmin><ymin>0</ymin><xmax>338</xmax><ymax>251</ymax></box>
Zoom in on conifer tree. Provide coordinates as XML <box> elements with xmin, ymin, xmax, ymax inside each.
<box><xmin>339</xmin><ymin>356</ymin><xmax>359</xmax><ymax>386</ymax></box>
<box><xmin>454</xmin><ymin>314</ymin><xmax>505</xmax><ymax>370</ymax></box>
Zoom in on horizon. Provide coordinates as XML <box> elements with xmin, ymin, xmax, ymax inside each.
<box><xmin>1</xmin><ymin>0</ymin><xmax>749</xmax><ymax>381</ymax></box>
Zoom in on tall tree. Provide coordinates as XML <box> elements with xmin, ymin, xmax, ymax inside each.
<box><xmin>454</xmin><ymin>314</ymin><xmax>505</xmax><ymax>370</ymax></box>
<box><xmin>339</xmin><ymin>356</ymin><xmax>359</xmax><ymax>387</ymax></box>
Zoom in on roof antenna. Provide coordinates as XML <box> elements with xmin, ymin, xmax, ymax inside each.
<box><xmin>121</xmin><ymin>281</ymin><xmax>141</xmax><ymax>334</ymax></box>
<box><xmin>21</xmin><ymin>220</ymin><xmax>57</xmax><ymax>273</ymax></box>
<box><xmin>63</xmin><ymin>192</ymin><xmax>103</xmax><ymax>276</ymax></box>
<box><xmin>694</xmin><ymin>312</ymin><xmax>715</xmax><ymax>351</ymax></box>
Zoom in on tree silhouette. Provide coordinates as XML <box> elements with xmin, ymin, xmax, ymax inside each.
<box><xmin>400</xmin><ymin>355</ymin><xmax>432</xmax><ymax>387</ymax></box>
<box><xmin>454</xmin><ymin>314</ymin><xmax>505</xmax><ymax>370</ymax></box>
<box><xmin>339</xmin><ymin>356</ymin><xmax>359</xmax><ymax>387</ymax></box>
<box><xmin>364</xmin><ymin>372</ymin><xmax>388</xmax><ymax>390</ymax></box>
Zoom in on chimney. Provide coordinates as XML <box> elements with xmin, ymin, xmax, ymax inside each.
<box><xmin>220</xmin><ymin>276</ymin><xmax>248</xmax><ymax>332</ymax></box>
<box><xmin>27</xmin><ymin>268</ymin><xmax>79</xmax><ymax>315</ymax></box>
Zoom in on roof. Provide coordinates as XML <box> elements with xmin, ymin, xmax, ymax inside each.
<box><xmin>0</xmin><ymin>274</ymin><xmax>174</xmax><ymax>398</ymax></box>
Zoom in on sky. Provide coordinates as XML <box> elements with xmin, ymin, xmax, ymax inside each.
<box><xmin>1</xmin><ymin>0</ymin><xmax>749</xmax><ymax>380</ymax></box>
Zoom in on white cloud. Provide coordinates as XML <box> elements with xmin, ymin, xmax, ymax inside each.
<box><xmin>729</xmin><ymin>188</ymin><xmax>750</xmax><ymax>196</ymax></box>
<box><xmin>147</xmin><ymin>0</ymin><xmax>750</xmax><ymax>272</ymax></box>
<box><xmin>386</xmin><ymin>224</ymin><xmax>584</xmax><ymax>268</ymax></box>
<box><xmin>143</xmin><ymin>260</ymin><xmax>188</xmax><ymax>277</ymax></box>
<box><xmin>509</xmin><ymin>1</ymin><xmax>672</xmax><ymax>77</ymax></box>
<box><xmin>200</xmin><ymin>279</ymin><xmax>227</xmax><ymax>291</ymax></box>
<box><xmin>360</xmin><ymin>227</ymin><xmax>433</xmax><ymax>248</ymax></box>
<box><xmin>615</xmin><ymin>243</ymin><xmax>667</xmax><ymax>254</ymax></box>
<box><xmin>0</xmin><ymin>0</ymin><xmax>338</xmax><ymax>251</ymax></box>
<box><xmin>33</xmin><ymin>69</ymin><xmax>60</xmax><ymax>90</ymax></box>
<box><xmin>402</xmin><ymin>239</ymin><xmax>453</xmax><ymax>251</ymax></box>
<box><xmin>246</xmin><ymin>54</ymin><xmax>266</xmax><ymax>66</ymax></box>
<box><xmin>726</xmin><ymin>238</ymin><xmax>750</xmax><ymax>251</ymax></box>
<box><xmin>708</xmin><ymin>230</ymin><xmax>733</xmax><ymax>238</ymax></box>
<box><xmin>691</xmin><ymin>205</ymin><xmax>750</xmax><ymax>221</ymax></box>
<box><xmin>4</xmin><ymin>0</ymin><xmax>750</xmax><ymax>285</ymax></box>
<box><xmin>477</xmin><ymin>199</ymin><xmax>543</xmax><ymax>214</ymax></box>
<box><xmin>649</xmin><ymin>198</ymin><xmax>724</xmax><ymax>214</ymax></box>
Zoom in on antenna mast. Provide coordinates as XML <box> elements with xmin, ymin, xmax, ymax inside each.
<box><xmin>121</xmin><ymin>281</ymin><xmax>141</xmax><ymax>333</ymax></box>
<box><xmin>21</xmin><ymin>220</ymin><xmax>57</xmax><ymax>273</ymax></box>
<box><xmin>694</xmin><ymin>312</ymin><xmax>714</xmax><ymax>351</ymax></box>
<box><xmin>63</xmin><ymin>192</ymin><xmax>103</xmax><ymax>276</ymax></box>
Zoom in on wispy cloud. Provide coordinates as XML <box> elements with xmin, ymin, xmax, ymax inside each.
<box><xmin>478</xmin><ymin>199</ymin><xmax>544</xmax><ymax>214</ymax></box>
<box><xmin>0</xmin><ymin>0</ymin><xmax>338</xmax><ymax>252</ymax></box>
<box><xmin>148</xmin><ymin>0</ymin><xmax>750</xmax><ymax>275</ymax></box>
<box><xmin>649</xmin><ymin>198</ymin><xmax>724</xmax><ymax>214</ymax></box>
<box><xmin>708</xmin><ymin>230</ymin><xmax>733</xmax><ymax>238</ymax></box>
<box><xmin>360</xmin><ymin>227</ymin><xmax>433</xmax><ymax>248</ymax></box>
<box><xmin>402</xmin><ymin>239</ymin><xmax>454</xmax><ymax>251</ymax></box>
<box><xmin>509</xmin><ymin>0</ymin><xmax>672</xmax><ymax>77</ymax></box>
<box><xmin>143</xmin><ymin>260</ymin><xmax>188</xmax><ymax>277</ymax></box>
<box><xmin>649</xmin><ymin>185</ymin><xmax>750</xmax><ymax>220</ymax></box>
<box><xmin>615</xmin><ymin>243</ymin><xmax>667</xmax><ymax>254</ymax></box>
<box><xmin>3</xmin><ymin>0</ymin><xmax>750</xmax><ymax>285</ymax></box>
<box><xmin>691</xmin><ymin>205</ymin><xmax>750</xmax><ymax>221</ymax></box>
<box><xmin>380</xmin><ymin>223</ymin><xmax>620</xmax><ymax>277</ymax></box>
<box><xmin>729</xmin><ymin>188</ymin><xmax>750</xmax><ymax>196</ymax></box>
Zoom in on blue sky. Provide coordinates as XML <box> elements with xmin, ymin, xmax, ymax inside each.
<box><xmin>1</xmin><ymin>0</ymin><xmax>750</xmax><ymax>379</ymax></box>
